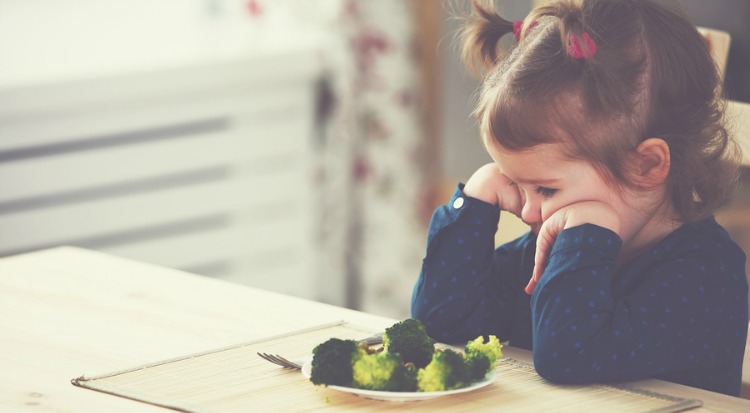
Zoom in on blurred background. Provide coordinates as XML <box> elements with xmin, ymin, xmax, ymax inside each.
<box><xmin>1</xmin><ymin>0</ymin><xmax>748</xmax><ymax>320</ymax></box>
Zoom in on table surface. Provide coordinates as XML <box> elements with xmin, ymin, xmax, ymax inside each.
<box><xmin>1</xmin><ymin>246</ymin><xmax>749</xmax><ymax>412</ymax></box>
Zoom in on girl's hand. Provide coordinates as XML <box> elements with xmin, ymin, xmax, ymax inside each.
<box><xmin>525</xmin><ymin>201</ymin><xmax>621</xmax><ymax>295</ymax></box>
<box><xmin>463</xmin><ymin>163</ymin><xmax>523</xmax><ymax>216</ymax></box>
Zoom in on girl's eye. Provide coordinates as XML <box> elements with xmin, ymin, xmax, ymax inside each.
<box><xmin>535</xmin><ymin>186</ymin><xmax>557</xmax><ymax>198</ymax></box>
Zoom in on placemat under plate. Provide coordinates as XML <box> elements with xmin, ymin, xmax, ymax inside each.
<box><xmin>72</xmin><ymin>321</ymin><xmax>701</xmax><ymax>412</ymax></box>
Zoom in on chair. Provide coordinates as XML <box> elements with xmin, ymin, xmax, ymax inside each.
<box><xmin>697</xmin><ymin>26</ymin><xmax>731</xmax><ymax>81</ymax></box>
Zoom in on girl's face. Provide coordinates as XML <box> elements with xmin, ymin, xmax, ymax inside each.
<box><xmin>488</xmin><ymin>142</ymin><xmax>637</xmax><ymax>237</ymax></box>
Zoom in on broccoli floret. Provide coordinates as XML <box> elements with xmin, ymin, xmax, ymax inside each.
<box><xmin>383</xmin><ymin>319</ymin><xmax>435</xmax><ymax>368</ymax></box>
<box><xmin>352</xmin><ymin>351</ymin><xmax>418</xmax><ymax>392</ymax></box>
<box><xmin>416</xmin><ymin>349</ymin><xmax>470</xmax><ymax>392</ymax></box>
<box><xmin>310</xmin><ymin>338</ymin><xmax>365</xmax><ymax>386</ymax></box>
<box><xmin>466</xmin><ymin>355</ymin><xmax>491</xmax><ymax>380</ymax></box>
<box><xmin>402</xmin><ymin>363</ymin><xmax>418</xmax><ymax>391</ymax></box>
<box><xmin>464</xmin><ymin>335</ymin><xmax>503</xmax><ymax>380</ymax></box>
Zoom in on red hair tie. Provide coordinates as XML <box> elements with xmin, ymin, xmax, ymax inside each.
<box><xmin>567</xmin><ymin>32</ymin><xmax>597</xmax><ymax>59</ymax></box>
<box><xmin>513</xmin><ymin>20</ymin><xmax>537</xmax><ymax>42</ymax></box>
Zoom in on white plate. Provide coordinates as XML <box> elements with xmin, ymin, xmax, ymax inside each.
<box><xmin>301</xmin><ymin>358</ymin><xmax>496</xmax><ymax>402</ymax></box>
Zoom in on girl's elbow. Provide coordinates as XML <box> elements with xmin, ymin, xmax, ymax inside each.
<box><xmin>532</xmin><ymin>350</ymin><xmax>580</xmax><ymax>384</ymax></box>
<box><xmin>410</xmin><ymin>297</ymin><xmax>430</xmax><ymax>323</ymax></box>
<box><xmin>411</xmin><ymin>312</ymin><xmax>447</xmax><ymax>341</ymax></box>
<box><xmin>411</xmin><ymin>310</ymin><xmax>474</xmax><ymax>344</ymax></box>
<box><xmin>410</xmin><ymin>306</ymin><xmax>439</xmax><ymax>335</ymax></box>
<box><xmin>533</xmin><ymin>354</ymin><xmax>561</xmax><ymax>383</ymax></box>
<box><xmin>534</xmin><ymin>364</ymin><xmax>567</xmax><ymax>384</ymax></box>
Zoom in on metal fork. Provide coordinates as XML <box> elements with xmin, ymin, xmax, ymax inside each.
<box><xmin>257</xmin><ymin>333</ymin><xmax>383</xmax><ymax>370</ymax></box>
<box><xmin>257</xmin><ymin>352</ymin><xmax>303</xmax><ymax>369</ymax></box>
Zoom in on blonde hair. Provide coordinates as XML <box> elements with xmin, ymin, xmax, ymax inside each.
<box><xmin>461</xmin><ymin>0</ymin><xmax>740</xmax><ymax>221</ymax></box>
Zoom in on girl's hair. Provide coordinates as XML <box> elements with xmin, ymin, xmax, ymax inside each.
<box><xmin>461</xmin><ymin>0</ymin><xmax>740</xmax><ymax>221</ymax></box>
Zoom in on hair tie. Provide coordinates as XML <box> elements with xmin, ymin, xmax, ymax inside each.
<box><xmin>567</xmin><ymin>32</ymin><xmax>597</xmax><ymax>59</ymax></box>
<box><xmin>512</xmin><ymin>21</ymin><xmax>524</xmax><ymax>41</ymax></box>
<box><xmin>513</xmin><ymin>20</ymin><xmax>538</xmax><ymax>42</ymax></box>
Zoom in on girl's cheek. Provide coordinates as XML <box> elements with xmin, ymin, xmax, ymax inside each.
<box><xmin>540</xmin><ymin>202</ymin><xmax>556</xmax><ymax>222</ymax></box>
<box><xmin>541</xmin><ymin>199</ymin><xmax>567</xmax><ymax>223</ymax></box>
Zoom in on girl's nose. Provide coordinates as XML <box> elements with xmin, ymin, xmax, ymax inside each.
<box><xmin>521</xmin><ymin>198</ymin><xmax>542</xmax><ymax>225</ymax></box>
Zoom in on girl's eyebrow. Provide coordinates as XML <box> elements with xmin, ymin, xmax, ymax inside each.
<box><xmin>517</xmin><ymin>178</ymin><xmax>559</xmax><ymax>186</ymax></box>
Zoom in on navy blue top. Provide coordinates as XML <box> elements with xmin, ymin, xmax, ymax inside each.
<box><xmin>412</xmin><ymin>184</ymin><xmax>748</xmax><ymax>396</ymax></box>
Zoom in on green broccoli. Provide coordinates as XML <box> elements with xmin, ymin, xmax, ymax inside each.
<box><xmin>352</xmin><ymin>351</ymin><xmax>418</xmax><ymax>392</ymax></box>
<box><xmin>416</xmin><ymin>349</ymin><xmax>470</xmax><ymax>392</ymax></box>
<box><xmin>464</xmin><ymin>335</ymin><xmax>503</xmax><ymax>380</ymax></box>
<box><xmin>382</xmin><ymin>319</ymin><xmax>436</xmax><ymax>368</ymax></box>
<box><xmin>310</xmin><ymin>338</ymin><xmax>365</xmax><ymax>386</ymax></box>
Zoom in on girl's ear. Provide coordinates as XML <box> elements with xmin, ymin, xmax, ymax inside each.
<box><xmin>631</xmin><ymin>138</ymin><xmax>670</xmax><ymax>188</ymax></box>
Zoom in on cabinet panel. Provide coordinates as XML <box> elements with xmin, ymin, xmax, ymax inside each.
<box><xmin>0</xmin><ymin>119</ymin><xmax>308</xmax><ymax>204</ymax></box>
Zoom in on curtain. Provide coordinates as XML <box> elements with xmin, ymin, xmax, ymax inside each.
<box><xmin>304</xmin><ymin>0</ymin><xmax>431</xmax><ymax>318</ymax></box>
<box><xmin>240</xmin><ymin>0</ymin><xmax>431</xmax><ymax>318</ymax></box>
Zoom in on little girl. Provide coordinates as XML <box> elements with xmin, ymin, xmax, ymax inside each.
<box><xmin>412</xmin><ymin>0</ymin><xmax>748</xmax><ymax>396</ymax></box>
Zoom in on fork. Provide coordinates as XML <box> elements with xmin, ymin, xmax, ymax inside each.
<box><xmin>257</xmin><ymin>333</ymin><xmax>383</xmax><ymax>370</ymax></box>
<box><xmin>257</xmin><ymin>353</ymin><xmax>303</xmax><ymax>369</ymax></box>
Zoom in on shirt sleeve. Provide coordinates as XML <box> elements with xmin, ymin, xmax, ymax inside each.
<box><xmin>411</xmin><ymin>184</ymin><xmax>528</xmax><ymax>344</ymax></box>
<box><xmin>530</xmin><ymin>223</ymin><xmax>748</xmax><ymax>392</ymax></box>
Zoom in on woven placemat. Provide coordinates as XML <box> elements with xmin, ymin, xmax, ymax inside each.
<box><xmin>72</xmin><ymin>321</ymin><xmax>701</xmax><ymax>412</ymax></box>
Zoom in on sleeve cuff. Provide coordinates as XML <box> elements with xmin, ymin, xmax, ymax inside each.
<box><xmin>549</xmin><ymin>223</ymin><xmax>622</xmax><ymax>259</ymax></box>
<box><xmin>427</xmin><ymin>183</ymin><xmax>500</xmax><ymax>241</ymax></box>
<box><xmin>448</xmin><ymin>183</ymin><xmax>500</xmax><ymax>223</ymax></box>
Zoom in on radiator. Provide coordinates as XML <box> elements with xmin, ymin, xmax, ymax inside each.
<box><xmin>0</xmin><ymin>50</ymin><xmax>320</xmax><ymax>300</ymax></box>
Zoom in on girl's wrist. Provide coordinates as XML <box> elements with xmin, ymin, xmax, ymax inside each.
<box><xmin>563</xmin><ymin>204</ymin><xmax>621</xmax><ymax>237</ymax></box>
<box><xmin>462</xmin><ymin>184</ymin><xmax>499</xmax><ymax>205</ymax></box>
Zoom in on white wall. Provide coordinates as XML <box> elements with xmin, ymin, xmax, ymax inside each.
<box><xmin>439</xmin><ymin>0</ymin><xmax>533</xmax><ymax>183</ymax></box>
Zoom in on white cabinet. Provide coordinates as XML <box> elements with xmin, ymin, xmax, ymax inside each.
<box><xmin>0</xmin><ymin>41</ymin><xmax>321</xmax><ymax>299</ymax></box>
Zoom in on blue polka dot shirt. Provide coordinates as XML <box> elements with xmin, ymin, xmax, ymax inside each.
<box><xmin>412</xmin><ymin>184</ymin><xmax>748</xmax><ymax>396</ymax></box>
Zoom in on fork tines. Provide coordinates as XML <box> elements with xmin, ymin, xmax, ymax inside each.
<box><xmin>257</xmin><ymin>352</ymin><xmax>301</xmax><ymax>369</ymax></box>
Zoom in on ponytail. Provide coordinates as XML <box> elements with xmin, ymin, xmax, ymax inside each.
<box><xmin>459</xmin><ymin>0</ymin><xmax>515</xmax><ymax>77</ymax></box>
<box><xmin>528</xmin><ymin>0</ymin><xmax>597</xmax><ymax>60</ymax></box>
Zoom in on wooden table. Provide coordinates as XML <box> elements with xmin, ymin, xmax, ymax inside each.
<box><xmin>1</xmin><ymin>247</ymin><xmax>749</xmax><ymax>412</ymax></box>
